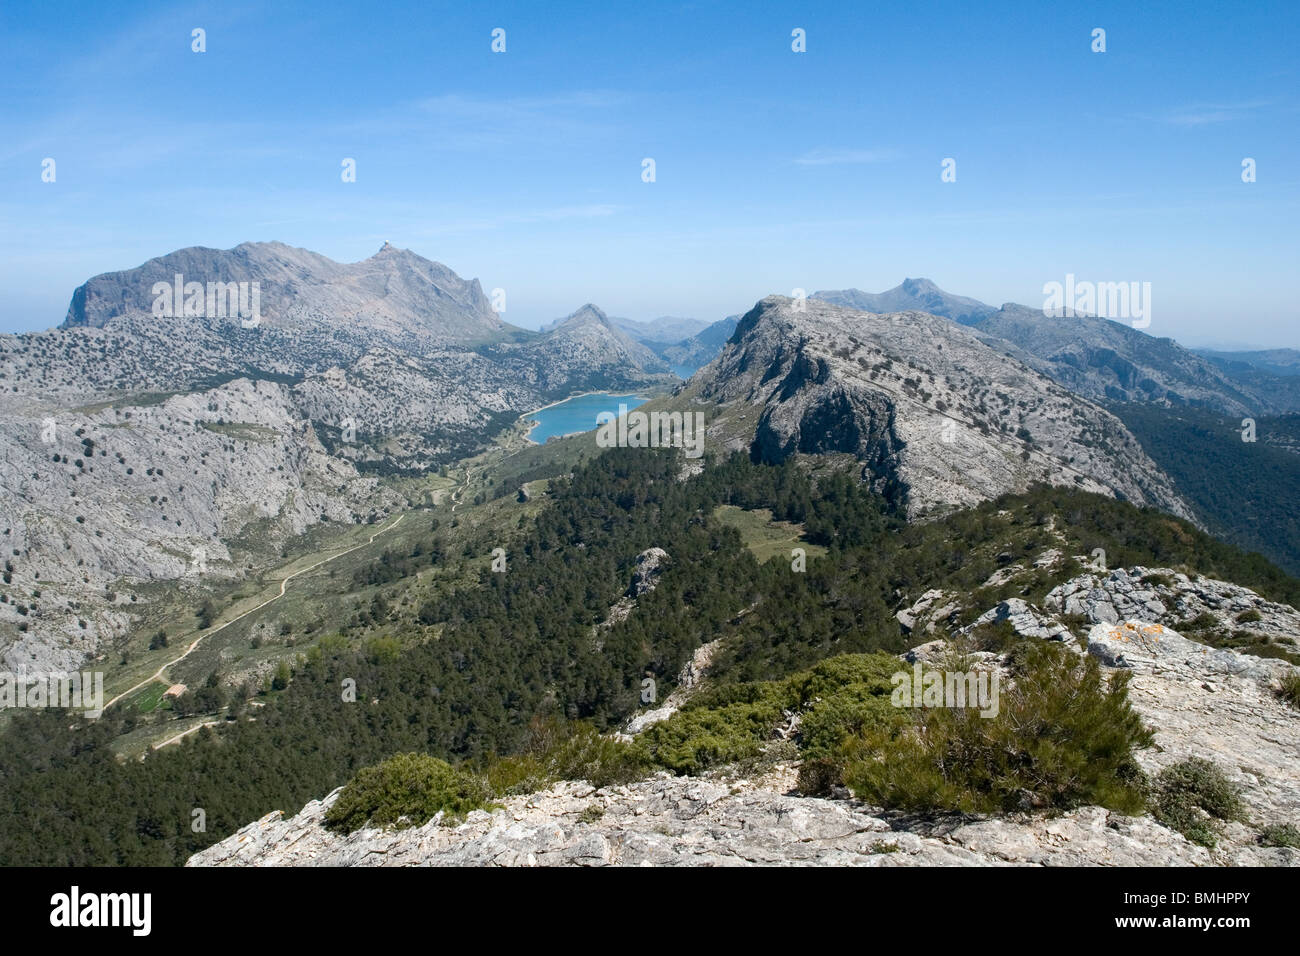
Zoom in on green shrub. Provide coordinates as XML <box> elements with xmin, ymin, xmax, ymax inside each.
<box><xmin>486</xmin><ymin>716</ymin><xmax>649</xmax><ymax>794</ymax></box>
<box><xmin>1179</xmin><ymin>612</ymin><xmax>1220</xmax><ymax>634</ymax></box>
<box><xmin>841</xmin><ymin>642</ymin><xmax>1152</xmax><ymax>815</ymax></box>
<box><xmin>637</xmin><ymin>652</ymin><xmax>903</xmax><ymax>778</ymax></box>
<box><xmin>795</xmin><ymin>757</ymin><xmax>845</xmax><ymax>796</ymax></box>
<box><xmin>1152</xmin><ymin>758</ymin><xmax>1244</xmax><ymax>848</ymax></box>
<box><xmin>1235</xmin><ymin>608</ymin><xmax>1262</xmax><ymax>624</ymax></box>
<box><xmin>1259</xmin><ymin>823</ymin><xmax>1300</xmax><ymax>849</ymax></box>
<box><xmin>789</xmin><ymin>654</ymin><xmax>901</xmax><ymax>764</ymax></box>
<box><xmin>537</xmin><ymin>721</ymin><xmax>649</xmax><ymax>789</ymax></box>
<box><xmin>967</xmin><ymin>619</ymin><xmax>1020</xmax><ymax>654</ymax></box>
<box><xmin>1275</xmin><ymin>671</ymin><xmax>1300</xmax><ymax>710</ymax></box>
<box><xmin>633</xmin><ymin>701</ymin><xmax>778</xmax><ymax>774</ymax></box>
<box><xmin>324</xmin><ymin>752</ymin><xmax>494</xmax><ymax>834</ymax></box>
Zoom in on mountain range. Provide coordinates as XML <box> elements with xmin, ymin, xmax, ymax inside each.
<box><xmin>2</xmin><ymin>245</ymin><xmax>1297</xmax><ymax>675</ymax></box>
<box><xmin>1</xmin><ymin>241</ymin><xmax>1298</xmax><ymax>874</ymax></box>
<box><xmin>0</xmin><ymin>242</ymin><xmax>676</xmax><ymax>672</ymax></box>
<box><xmin>815</xmin><ymin>278</ymin><xmax>997</xmax><ymax>326</ymax></box>
<box><xmin>814</xmin><ymin>282</ymin><xmax>1300</xmax><ymax>416</ymax></box>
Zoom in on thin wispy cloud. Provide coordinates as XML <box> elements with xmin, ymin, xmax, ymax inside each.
<box><xmin>373</xmin><ymin>90</ymin><xmax>629</xmax><ymax>149</ymax></box>
<box><xmin>1159</xmin><ymin>100</ymin><xmax>1273</xmax><ymax>126</ymax></box>
<box><xmin>794</xmin><ymin>148</ymin><xmax>901</xmax><ymax>166</ymax></box>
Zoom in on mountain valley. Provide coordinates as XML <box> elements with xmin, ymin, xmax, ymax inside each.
<box><xmin>1</xmin><ymin>245</ymin><xmax>1297</xmax><ymax>872</ymax></box>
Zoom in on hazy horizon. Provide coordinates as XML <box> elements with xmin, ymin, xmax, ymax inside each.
<box><xmin>2</xmin><ymin>0</ymin><xmax>1297</xmax><ymax>347</ymax></box>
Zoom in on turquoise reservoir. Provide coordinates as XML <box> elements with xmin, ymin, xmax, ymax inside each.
<box><xmin>524</xmin><ymin>392</ymin><xmax>649</xmax><ymax>443</ymax></box>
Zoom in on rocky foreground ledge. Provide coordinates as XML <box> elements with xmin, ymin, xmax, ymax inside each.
<box><xmin>189</xmin><ymin>569</ymin><xmax>1300</xmax><ymax>868</ymax></box>
<box><xmin>190</xmin><ymin>771</ymin><xmax>1224</xmax><ymax>867</ymax></box>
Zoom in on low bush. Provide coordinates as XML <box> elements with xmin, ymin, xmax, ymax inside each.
<box><xmin>633</xmin><ymin>700</ymin><xmax>779</xmax><ymax>774</ymax></box>
<box><xmin>1275</xmin><ymin>671</ymin><xmax>1300</xmax><ymax>710</ymax></box>
<box><xmin>1259</xmin><ymin>822</ymin><xmax>1300</xmax><ymax>849</ymax></box>
<box><xmin>1152</xmin><ymin>758</ymin><xmax>1244</xmax><ymax>848</ymax></box>
<box><xmin>637</xmin><ymin>652</ymin><xmax>902</xmax><ymax>778</ymax></box>
<box><xmin>324</xmin><ymin>752</ymin><xmax>495</xmax><ymax>834</ymax></box>
<box><xmin>840</xmin><ymin>642</ymin><xmax>1152</xmax><ymax>815</ymax></box>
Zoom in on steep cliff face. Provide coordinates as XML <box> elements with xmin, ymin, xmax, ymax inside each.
<box><xmin>0</xmin><ymin>377</ymin><xmax>400</xmax><ymax>673</ymax></box>
<box><xmin>750</xmin><ymin>377</ymin><xmax>906</xmax><ymax>503</ymax></box>
<box><xmin>690</xmin><ymin>297</ymin><xmax>1192</xmax><ymax>519</ymax></box>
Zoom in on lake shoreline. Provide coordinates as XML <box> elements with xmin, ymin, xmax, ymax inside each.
<box><xmin>520</xmin><ymin>391</ymin><xmax>651</xmax><ymax>446</ymax></box>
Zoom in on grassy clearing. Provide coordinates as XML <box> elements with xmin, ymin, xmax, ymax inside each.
<box><xmin>130</xmin><ymin>681</ymin><xmax>172</xmax><ymax>715</ymax></box>
<box><xmin>712</xmin><ymin>504</ymin><xmax>827</xmax><ymax>564</ymax></box>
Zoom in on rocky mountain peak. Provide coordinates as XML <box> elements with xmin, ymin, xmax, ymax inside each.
<box><xmin>900</xmin><ymin>277</ymin><xmax>939</xmax><ymax>294</ymax></box>
<box><xmin>812</xmin><ymin>280</ymin><xmax>996</xmax><ymax>326</ymax></box>
<box><xmin>692</xmin><ymin>295</ymin><xmax>1191</xmax><ymax>517</ymax></box>
<box><xmin>558</xmin><ymin>303</ymin><xmax>613</xmax><ymax>329</ymax></box>
<box><xmin>56</xmin><ymin>240</ymin><xmax>504</xmax><ymax>343</ymax></box>
<box><xmin>526</xmin><ymin>303</ymin><xmax>673</xmax><ymax>385</ymax></box>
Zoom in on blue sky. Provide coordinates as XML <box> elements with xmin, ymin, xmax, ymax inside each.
<box><xmin>1</xmin><ymin>0</ymin><xmax>1297</xmax><ymax>346</ymax></box>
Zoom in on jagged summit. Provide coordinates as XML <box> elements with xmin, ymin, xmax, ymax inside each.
<box><xmin>368</xmin><ymin>240</ymin><xmax>425</xmax><ymax>263</ymax></box>
<box><xmin>527</xmin><ymin>302</ymin><xmax>673</xmax><ymax>383</ymax></box>
<box><xmin>556</xmin><ymin>303</ymin><xmax>614</xmax><ymax>329</ymax></box>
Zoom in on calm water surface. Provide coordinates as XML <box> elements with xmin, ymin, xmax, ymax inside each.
<box><xmin>524</xmin><ymin>392</ymin><xmax>649</xmax><ymax>443</ymax></box>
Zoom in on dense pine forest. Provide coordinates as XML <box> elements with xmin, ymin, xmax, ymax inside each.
<box><xmin>1112</xmin><ymin>405</ymin><xmax>1300</xmax><ymax>576</ymax></box>
<box><xmin>1</xmin><ymin>448</ymin><xmax>1296</xmax><ymax>866</ymax></box>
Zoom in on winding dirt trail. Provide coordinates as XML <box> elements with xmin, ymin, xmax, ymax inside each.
<box><xmin>152</xmin><ymin>720</ymin><xmax>221</xmax><ymax>750</ymax></box>
<box><xmin>105</xmin><ymin>513</ymin><xmax>406</xmax><ymax>712</ymax></box>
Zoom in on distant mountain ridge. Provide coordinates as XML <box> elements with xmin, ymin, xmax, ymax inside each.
<box><xmin>539</xmin><ymin>312</ymin><xmax>708</xmax><ymax>345</ymax></box>
<box><xmin>808</xmin><ymin>279</ymin><xmax>1300</xmax><ymax>417</ymax></box>
<box><xmin>1197</xmin><ymin>348</ymin><xmax>1300</xmax><ymax>377</ymax></box>
<box><xmin>968</xmin><ymin>304</ymin><xmax>1286</xmax><ymax>416</ymax></box>
<box><xmin>814</xmin><ymin>279</ymin><xmax>997</xmax><ymax>325</ymax></box>
<box><xmin>611</xmin><ymin>315</ymin><xmax>710</xmax><ymax>344</ymax></box>
<box><xmin>658</xmin><ymin>315</ymin><xmax>741</xmax><ymax>371</ymax></box>
<box><xmin>1192</xmin><ymin>348</ymin><xmax>1300</xmax><ymax>412</ymax></box>
<box><xmin>62</xmin><ymin>241</ymin><xmax>505</xmax><ymax>345</ymax></box>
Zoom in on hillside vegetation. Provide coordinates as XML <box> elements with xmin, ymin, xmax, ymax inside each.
<box><xmin>1</xmin><ymin>447</ymin><xmax>1295</xmax><ymax>865</ymax></box>
<box><xmin>1112</xmin><ymin>405</ymin><xmax>1300</xmax><ymax>576</ymax></box>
